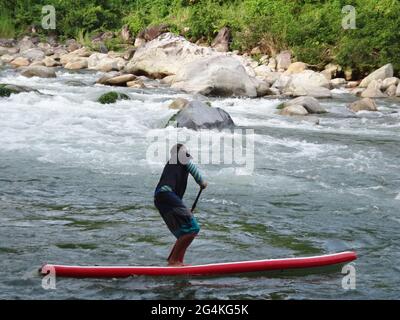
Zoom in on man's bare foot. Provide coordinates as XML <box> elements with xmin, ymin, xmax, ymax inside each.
<box><xmin>167</xmin><ymin>261</ymin><xmax>184</xmax><ymax>267</ymax></box>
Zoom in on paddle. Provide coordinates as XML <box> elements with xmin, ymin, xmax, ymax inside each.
<box><xmin>191</xmin><ymin>188</ymin><xmax>203</xmax><ymax>213</ymax></box>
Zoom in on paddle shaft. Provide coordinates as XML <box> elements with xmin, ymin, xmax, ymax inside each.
<box><xmin>191</xmin><ymin>188</ymin><xmax>203</xmax><ymax>212</ymax></box>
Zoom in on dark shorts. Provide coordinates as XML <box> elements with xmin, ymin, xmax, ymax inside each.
<box><xmin>154</xmin><ymin>191</ymin><xmax>200</xmax><ymax>239</ymax></box>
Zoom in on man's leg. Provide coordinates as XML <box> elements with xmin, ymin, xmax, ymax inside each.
<box><xmin>167</xmin><ymin>233</ymin><xmax>197</xmax><ymax>266</ymax></box>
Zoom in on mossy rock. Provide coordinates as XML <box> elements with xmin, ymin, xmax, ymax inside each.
<box><xmin>97</xmin><ymin>91</ymin><xmax>130</xmax><ymax>104</ymax></box>
<box><xmin>0</xmin><ymin>84</ymin><xmax>18</xmax><ymax>97</ymax></box>
<box><xmin>276</xmin><ymin>103</ymin><xmax>285</xmax><ymax>110</ymax></box>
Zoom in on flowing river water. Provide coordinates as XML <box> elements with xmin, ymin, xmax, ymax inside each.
<box><xmin>0</xmin><ymin>68</ymin><xmax>399</xmax><ymax>299</ymax></box>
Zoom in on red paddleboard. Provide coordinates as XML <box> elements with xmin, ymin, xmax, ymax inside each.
<box><xmin>40</xmin><ymin>251</ymin><xmax>356</xmax><ymax>278</ymax></box>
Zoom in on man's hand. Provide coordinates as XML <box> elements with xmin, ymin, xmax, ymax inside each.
<box><xmin>200</xmin><ymin>181</ymin><xmax>208</xmax><ymax>190</ymax></box>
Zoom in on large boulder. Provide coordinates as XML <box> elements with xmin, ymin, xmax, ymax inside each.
<box><xmin>361</xmin><ymin>80</ymin><xmax>387</xmax><ymax>98</ymax></box>
<box><xmin>397</xmin><ymin>84</ymin><xmax>400</xmax><ymax>97</ymax></box>
<box><xmin>275</xmin><ymin>71</ymin><xmax>332</xmax><ymax>98</ymax></box>
<box><xmin>20</xmin><ymin>66</ymin><xmax>56</xmax><ymax>78</ymax></box>
<box><xmin>349</xmin><ymin>98</ymin><xmax>378</xmax><ymax>112</ymax></box>
<box><xmin>168</xmin><ymin>100</ymin><xmax>234</xmax><ymax>131</ymax></box>
<box><xmin>290</xmin><ymin>70</ymin><xmax>331</xmax><ymax>88</ymax></box>
<box><xmin>211</xmin><ymin>27</ymin><xmax>230</xmax><ymax>52</ymax></box>
<box><xmin>125</xmin><ymin>33</ymin><xmax>219</xmax><ymax>78</ymax></box>
<box><xmin>170</xmin><ymin>55</ymin><xmax>259</xmax><ymax>97</ymax></box>
<box><xmin>359</xmin><ymin>64</ymin><xmax>394</xmax><ymax>88</ymax></box>
<box><xmin>283</xmin><ymin>96</ymin><xmax>327</xmax><ymax>114</ymax></box>
<box><xmin>381</xmin><ymin>77</ymin><xmax>399</xmax><ymax>91</ymax></box>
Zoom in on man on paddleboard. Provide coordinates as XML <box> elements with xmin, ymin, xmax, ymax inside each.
<box><xmin>154</xmin><ymin>143</ymin><xmax>207</xmax><ymax>266</ymax></box>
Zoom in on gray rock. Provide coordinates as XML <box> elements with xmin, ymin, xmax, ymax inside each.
<box><xmin>361</xmin><ymin>80</ymin><xmax>387</xmax><ymax>98</ymax></box>
<box><xmin>359</xmin><ymin>64</ymin><xmax>394</xmax><ymax>88</ymax></box>
<box><xmin>397</xmin><ymin>84</ymin><xmax>400</xmax><ymax>97</ymax></box>
<box><xmin>22</xmin><ymin>48</ymin><xmax>45</xmax><ymax>61</ymax></box>
<box><xmin>171</xmin><ymin>55</ymin><xmax>259</xmax><ymax>97</ymax></box>
<box><xmin>381</xmin><ymin>77</ymin><xmax>399</xmax><ymax>91</ymax></box>
<box><xmin>290</xmin><ymin>85</ymin><xmax>332</xmax><ymax>98</ymax></box>
<box><xmin>284</xmin><ymin>96</ymin><xmax>327</xmax><ymax>114</ymax></box>
<box><xmin>20</xmin><ymin>66</ymin><xmax>57</xmax><ymax>78</ymax></box>
<box><xmin>331</xmin><ymin>78</ymin><xmax>347</xmax><ymax>88</ymax></box>
<box><xmin>386</xmin><ymin>84</ymin><xmax>397</xmax><ymax>97</ymax></box>
<box><xmin>170</xmin><ymin>100</ymin><xmax>234</xmax><ymax>130</ymax></box>
<box><xmin>349</xmin><ymin>98</ymin><xmax>378</xmax><ymax>112</ymax></box>
<box><xmin>18</xmin><ymin>37</ymin><xmax>34</xmax><ymax>52</ymax></box>
<box><xmin>279</xmin><ymin>105</ymin><xmax>309</xmax><ymax>116</ymax></box>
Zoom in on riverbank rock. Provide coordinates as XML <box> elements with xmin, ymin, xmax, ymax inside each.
<box><xmin>381</xmin><ymin>77</ymin><xmax>399</xmax><ymax>91</ymax></box>
<box><xmin>275</xmin><ymin>70</ymin><xmax>332</xmax><ymax>98</ymax></box>
<box><xmin>322</xmin><ymin>63</ymin><xmax>342</xmax><ymax>80</ymax></box>
<box><xmin>104</xmin><ymin>74</ymin><xmax>136</xmax><ymax>86</ymax></box>
<box><xmin>211</xmin><ymin>27</ymin><xmax>230</xmax><ymax>52</ymax></box>
<box><xmin>42</xmin><ymin>56</ymin><xmax>60</xmax><ymax>67</ymax></box>
<box><xmin>88</xmin><ymin>53</ymin><xmax>126</xmax><ymax>72</ymax></box>
<box><xmin>18</xmin><ymin>37</ymin><xmax>34</xmax><ymax>53</ymax></box>
<box><xmin>126</xmin><ymin>79</ymin><xmax>145</xmax><ymax>88</ymax></box>
<box><xmin>386</xmin><ymin>84</ymin><xmax>397</xmax><ymax>97</ymax></box>
<box><xmin>284</xmin><ymin>62</ymin><xmax>307</xmax><ymax>75</ymax></box>
<box><xmin>126</xmin><ymin>33</ymin><xmax>215</xmax><ymax>78</ymax></box>
<box><xmin>60</xmin><ymin>47</ymin><xmax>91</xmax><ymax>65</ymax></box>
<box><xmin>283</xmin><ymin>96</ymin><xmax>327</xmax><ymax>114</ymax></box>
<box><xmin>397</xmin><ymin>84</ymin><xmax>400</xmax><ymax>97</ymax></box>
<box><xmin>10</xmin><ymin>57</ymin><xmax>30</xmax><ymax>67</ymax></box>
<box><xmin>168</xmin><ymin>100</ymin><xmax>234</xmax><ymax>130</ymax></box>
<box><xmin>349</xmin><ymin>98</ymin><xmax>378</xmax><ymax>112</ymax></box>
<box><xmin>361</xmin><ymin>80</ymin><xmax>387</xmax><ymax>98</ymax></box>
<box><xmin>276</xmin><ymin>51</ymin><xmax>292</xmax><ymax>71</ymax></box>
<box><xmin>359</xmin><ymin>64</ymin><xmax>394</xmax><ymax>88</ymax></box>
<box><xmin>20</xmin><ymin>66</ymin><xmax>57</xmax><ymax>78</ymax></box>
<box><xmin>170</xmin><ymin>55</ymin><xmax>259</xmax><ymax>97</ymax></box>
<box><xmin>22</xmin><ymin>48</ymin><xmax>45</xmax><ymax>61</ymax></box>
<box><xmin>279</xmin><ymin>105</ymin><xmax>309</xmax><ymax>116</ymax></box>
<box><xmin>64</xmin><ymin>58</ymin><xmax>88</xmax><ymax>70</ymax></box>
<box><xmin>97</xmin><ymin>91</ymin><xmax>130</xmax><ymax>104</ymax></box>
<box><xmin>331</xmin><ymin>78</ymin><xmax>347</xmax><ymax>88</ymax></box>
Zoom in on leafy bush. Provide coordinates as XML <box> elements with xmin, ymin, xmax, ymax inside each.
<box><xmin>2</xmin><ymin>0</ymin><xmax>400</xmax><ymax>76</ymax></box>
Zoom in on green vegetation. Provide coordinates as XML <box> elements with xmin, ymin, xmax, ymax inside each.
<box><xmin>97</xmin><ymin>91</ymin><xmax>130</xmax><ymax>104</ymax></box>
<box><xmin>1</xmin><ymin>0</ymin><xmax>400</xmax><ymax>76</ymax></box>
